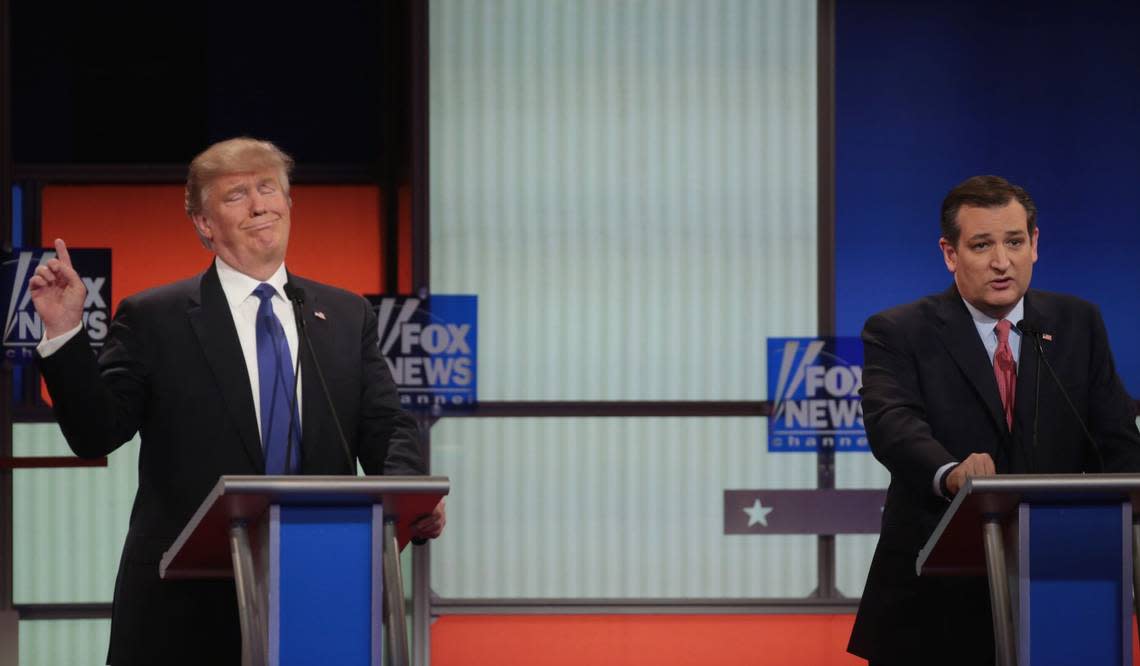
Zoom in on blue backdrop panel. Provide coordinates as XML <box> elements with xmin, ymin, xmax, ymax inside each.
<box><xmin>278</xmin><ymin>506</ymin><xmax>374</xmax><ymax>666</ymax></box>
<box><xmin>1025</xmin><ymin>503</ymin><xmax>1129</xmax><ymax>666</ymax></box>
<box><xmin>835</xmin><ymin>0</ymin><xmax>1140</xmax><ymax>394</ymax></box>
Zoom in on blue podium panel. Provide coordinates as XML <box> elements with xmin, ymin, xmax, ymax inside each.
<box><xmin>272</xmin><ymin>505</ymin><xmax>380</xmax><ymax>666</ymax></box>
<box><xmin>159</xmin><ymin>476</ymin><xmax>449</xmax><ymax>666</ymax></box>
<box><xmin>1020</xmin><ymin>503</ymin><xmax>1131</xmax><ymax>666</ymax></box>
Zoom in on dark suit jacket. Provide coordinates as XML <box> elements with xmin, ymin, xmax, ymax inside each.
<box><xmin>39</xmin><ymin>263</ymin><xmax>425</xmax><ymax>666</ymax></box>
<box><xmin>847</xmin><ymin>286</ymin><xmax>1140</xmax><ymax>665</ymax></box>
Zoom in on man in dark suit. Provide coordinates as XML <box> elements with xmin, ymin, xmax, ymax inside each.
<box><xmin>30</xmin><ymin>137</ymin><xmax>446</xmax><ymax>665</ymax></box>
<box><xmin>846</xmin><ymin>175</ymin><xmax>1140</xmax><ymax>665</ymax></box>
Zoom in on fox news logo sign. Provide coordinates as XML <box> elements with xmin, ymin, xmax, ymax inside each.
<box><xmin>2</xmin><ymin>248</ymin><xmax>112</xmax><ymax>364</ymax></box>
<box><xmin>767</xmin><ymin>337</ymin><xmax>867</xmax><ymax>452</ymax></box>
<box><xmin>369</xmin><ymin>295</ymin><xmax>477</xmax><ymax>412</ymax></box>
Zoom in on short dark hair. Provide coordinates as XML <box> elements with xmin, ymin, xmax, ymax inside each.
<box><xmin>940</xmin><ymin>175</ymin><xmax>1037</xmax><ymax>245</ymax></box>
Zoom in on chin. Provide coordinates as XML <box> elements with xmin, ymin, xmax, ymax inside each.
<box><xmin>984</xmin><ymin>298</ymin><xmax>1018</xmax><ymax>315</ymax></box>
<box><xmin>254</xmin><ymin>238</ymin><xmax>285</xmax><ymax>254</ymax></box>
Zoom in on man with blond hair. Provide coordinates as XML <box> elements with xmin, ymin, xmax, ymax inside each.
<box><xmin>30</xmin><ymin>137</ymin><xmax>445</xmax><ymax>665</ymax></box>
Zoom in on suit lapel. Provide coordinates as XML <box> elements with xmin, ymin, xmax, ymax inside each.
<box><xmin>188</xmin><ymin>264</ymin><xmax>264</xmax><ymax>470</ymax></box>
<box><xmin>934</xmin><ymin>286</ymin><xmax>1008</xmax><ymax>436</ymax></box>
<box><xmin>1013</xmin><ymin>291</ymin><xmax>1054</xmax><ymax>437</ymax></box>
<box><xmin>291</xmin><ymin>277</ymin><xmax>328</xmax><ymax>470</ymax></box>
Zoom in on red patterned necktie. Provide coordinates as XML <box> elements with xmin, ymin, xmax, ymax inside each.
<box><xmin>994</xmin><ymin>319</ymin><xmax>1016</xmax><ymax>430</ymax></box>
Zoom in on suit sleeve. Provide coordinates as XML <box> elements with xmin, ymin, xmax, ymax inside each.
<box><xmin>37</xmin><ymin>297</ymin><xmax>150</xmax><ymax>458</ymax></box>
<box><xmin>861</xmin><ymin>311</ymin><xmax>957</xmax><ymax>496</ymax></box>
<box><xmin>353</xmin><ymin>297</ymin><xmax>426</xmax><ymax>476</ymax></box>
<box><xmin>1085</xmin><ymin>306</ymin><xmax>1140</xmax><ymax>472</ymax></box>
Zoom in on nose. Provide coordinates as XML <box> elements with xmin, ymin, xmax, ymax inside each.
<box><xmin>248</xmin><ymin>189</ymin><xmax>268</xmax><ymax>215</ymax></box>
<box><xmin>991</xmin><ymin>244</ymin><xmax>1011</xmax><ymax>270</ymax></box>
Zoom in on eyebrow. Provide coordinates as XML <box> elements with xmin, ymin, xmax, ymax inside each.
<box><xmin>966</xmin><ymin>230</ymin><xmax>1026</xmax><ymax>241</ymax></box>
<box><xmin>221</xmin><ymin>179</ymin><xmax>278</xmax><ymax>197</ymax></box>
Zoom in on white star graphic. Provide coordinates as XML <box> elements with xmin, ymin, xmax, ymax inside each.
<box><xmin>743</xmin><ymin>498</ymin><xmax>774</xmax><ymax>527</ymax></box>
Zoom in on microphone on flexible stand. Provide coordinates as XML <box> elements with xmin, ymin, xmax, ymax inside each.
<box><xmin>1014</xmin><ymin>318</ymin><xmax>1042</xmax><ymax>474</ymax></box>
<box><xmin>283</xmin><ymin>302</ymin><xmax>302</xmax><ymax>474</ymax></box>
<box><xmin>285</xmin><ymin>283</ymin><xmax>356</xmax><ymax>474</ymax></box>
<box><xmin>1016</xmin><ymin>319</ymin><xmax>1104</xmax><ymax>472</ymax></box>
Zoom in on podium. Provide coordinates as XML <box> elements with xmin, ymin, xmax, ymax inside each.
<box><xmin>160</xmin><ymin>475</ymin><xmax>449</xmax><ymax>666</ymax></box>
<box><xmin>917</xmin><ymin>474</ymin><xmax>1140</xmax><ymax>666</ymax></box>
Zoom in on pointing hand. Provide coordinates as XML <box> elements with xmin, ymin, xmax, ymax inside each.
<box><xmin>28</xmin><ymin>238</ymin><xmax>88</xmax><ymax>340</ymax></box>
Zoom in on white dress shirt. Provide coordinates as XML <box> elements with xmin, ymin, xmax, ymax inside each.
<box><xmin>215</xmin><ymin>258</ymin><xmax>302</xmax><ymax>443</ymax></box>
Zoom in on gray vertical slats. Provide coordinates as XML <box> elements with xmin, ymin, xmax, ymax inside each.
<box><xmin>429</xmin><ymin>0</ymin><xmax>818</xmax><ymax>599</ymax></box>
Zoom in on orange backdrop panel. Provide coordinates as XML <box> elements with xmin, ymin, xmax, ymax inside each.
<box><xmin>41</xmin><ymin>183</ymin><xmax>385</xmax><ymax>312</ymax></box>
<box><xmin>433</xmin><ymin>614</ymin><xmax>1140</xmax><ymax>666</ymax></box>
<box><xmin>431</xmin><ymin>615</ymin><xmax>865</xmax><ymax>666</ymax></box>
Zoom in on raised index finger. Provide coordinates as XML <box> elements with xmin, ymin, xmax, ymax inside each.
<box><xmin>53</xmin><ymin>238</ymin><xmax>73</xmax><ymax>268</ymax></box>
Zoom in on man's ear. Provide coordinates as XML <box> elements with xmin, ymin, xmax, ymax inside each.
<box><xmin>938</xmin><ymin>237</ymin><xmax>958</xmax><ymax>274</ymax></box>
<box><xmin>191</xmin><ymin>214</ymin><xmax>213</xmax><ymax>241</ymax></box>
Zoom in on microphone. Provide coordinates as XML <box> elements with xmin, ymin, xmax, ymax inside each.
<box><xmin>1014</xmin><ymin>319</ymin><xmax>1042</xmax><ymax>473</ymax></box>
<box><xmin>284</xmin><ymin>283</ymin><xmax>356</xmax><ymax>474</ymax></box>
<box><xmin>283</xmin><ymin>283</ymin><xmax>306</xmax><ymax>333</ymax></box>
<box><xmin>282</xmin><ymin>284</ymin><xmax>304</xmax><ymax>475</ymax></box>
<box><xmin>1016</xmin><ymin>319</ymin><xmax>1104</xmax><ymax>471</ymax></box>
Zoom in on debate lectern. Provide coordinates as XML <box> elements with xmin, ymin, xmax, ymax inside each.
<box><xmin>159</xmin><ymin>475</ymin><xmax>449</xmax><ymax>666</ymax></box>
<box><xmin>917</xmin><ymin>474</ymin><xmax>1140</xmax><ymax>666</ymax></box>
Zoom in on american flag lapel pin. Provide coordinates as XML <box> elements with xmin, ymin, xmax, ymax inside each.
<box><xmin>314</xmin><ymin>311</ymin><xmax>327</xmax><ymax>320</ymax></box>
<box><xmin>1041</xmin><ymin>332</ymin><xmax>1053</xmax><ymax>342</ymax></box>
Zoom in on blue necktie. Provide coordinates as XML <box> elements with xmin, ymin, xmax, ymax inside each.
<box><xmin>253</xmin><ymin>283</ymin><xmax>299</xmax><ymax>474</ymax></box>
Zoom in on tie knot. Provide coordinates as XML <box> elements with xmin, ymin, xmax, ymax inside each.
<box><xmin>995</xmin><ymin>319</ymin><xmax>1012</xmax><ymax>344</ymax></box>
<box><xmin>253</xmin><ymin>283</ymin><xmax>276</xmax><ymax>303</ymax></box>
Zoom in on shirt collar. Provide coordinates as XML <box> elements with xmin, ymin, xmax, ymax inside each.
<box><xmin>960</xmin><ymin>296</ymin><xmax>1025</xmax><ymax>335</ymax></box>
<box><xmin>214</xmin><ymin>257</ymin><xmax>289</xmax><ymax>308</ymax></box>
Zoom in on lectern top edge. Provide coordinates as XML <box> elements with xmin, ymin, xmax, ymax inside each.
<box><xmin>965</xmin><ymin>473</ymin><xmax>1140</xmax><ymax>495</ymax></box>
<box><xmin>214</xmin><ymin>474</ymin><xmax>451</xmax><ymax>497</ymax></box>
